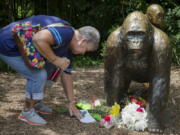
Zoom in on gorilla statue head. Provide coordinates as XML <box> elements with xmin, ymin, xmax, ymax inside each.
<box><xmin>120</xmin><ymin>11</ymin><xmax>153</xmax><ymax>55</ymax></box>
<box><xmin>146</xmin><ymin>4</ymin><xmax>165</xmax><ymax>29</ymax></box>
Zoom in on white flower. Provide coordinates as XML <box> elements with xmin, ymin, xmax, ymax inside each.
<box><xmin>120</xmin><ymin>103</ymin><xmax>148</xmax><ymax>131</ymax></box>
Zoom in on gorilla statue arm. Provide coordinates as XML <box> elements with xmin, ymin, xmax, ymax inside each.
<box><xmin>149</xmin><ymin>27</ymin><xmax>171</xmax><ymax>117</ymax></box>
<box><xmin>105</xmin><ymin>27</ymin><xmax>131</xmax><ymax>105</ymax></box>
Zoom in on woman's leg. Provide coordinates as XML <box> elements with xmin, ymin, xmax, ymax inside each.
<box><xmin>0</xmin><ymin>53</ymin><xmax>47</xmax><ymax>101</ymax></box>
<box><xmin>0</xmin><ymin>53</ymin><xmax>47</xmax><ymax>125</ymax></box>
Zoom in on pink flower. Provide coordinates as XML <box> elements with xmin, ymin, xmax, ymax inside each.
<box><xmin>136</xmin><ymin>107</ymin><xmax>144</xmax><ymax>113</ymax></box>
<box><xmin>100</xmin><ymin>115</ymin><xmax>113</xmax><ymax>128</ymax></box>
<box><xmin>136</xmin><ymin>100</ymin><xmax>142</xmax><ymax>105</ymax></box>
<box><xmin>104</xmin><ymin>115</ymin><xmax>111</xmax><ymax>121</ymax></box>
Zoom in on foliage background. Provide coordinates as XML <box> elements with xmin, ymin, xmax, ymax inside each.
<box><xmin>0</xmin><ymin>0</ymin><xmax>179</xmax><ymax>72</ymax></box>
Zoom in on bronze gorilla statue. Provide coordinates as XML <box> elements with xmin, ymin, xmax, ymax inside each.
<box><xmin>146</xmin><ymin>4</ymin><xmax>165</xmax><ymax>29</ymax></box>
<box><xmin>104</xmin><ymin>11</ymin><xmax>171</xmax><ymax>131</ymax></box>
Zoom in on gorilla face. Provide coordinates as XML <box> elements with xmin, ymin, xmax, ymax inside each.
<box><xmin>121</xmin><ymin>12</ymin><xmax>153</xmax><ymax>55</ymax></box>
<box><xmin>124</xmin><ymin>30</ymin><xmax>149</xmax><ymax>71</ymax></box>
<box><xmin>125</xmin><ymin>31</ymin><xmax>147</xmax><ymax>51</ymax></box>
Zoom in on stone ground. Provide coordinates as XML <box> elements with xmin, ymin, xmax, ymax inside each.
<box><xmin>0</xmin><ymin>66</ymin><xmax>179</xmax><ymax>135</ymax></box>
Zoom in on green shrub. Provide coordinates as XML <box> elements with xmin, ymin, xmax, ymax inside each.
<box><xmin>73</xmin><ymin>55</ymin><xmax>103</xmax><ymax>68</ymax></box>
<box><xmin>165</xmin><ymin>6</ymin><xmax>180</xmax><ymax>65</ymax></box>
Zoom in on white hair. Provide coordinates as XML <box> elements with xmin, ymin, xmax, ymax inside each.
<box><xmin>78</xmin><ymin>26</ymin><xmax>100</xmax><ymax>50</ymax></box>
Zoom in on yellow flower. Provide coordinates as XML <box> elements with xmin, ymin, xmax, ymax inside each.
<box><xmin>109</xmin><ymin>102</ymin><xmax>120</xmax><ymax>116</ymax></box>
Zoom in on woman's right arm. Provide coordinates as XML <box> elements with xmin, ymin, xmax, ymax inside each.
<box><xmin>32</xmin><ymin>29</ymin><xmax>70</xmax><ymax>70</ymax></box>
